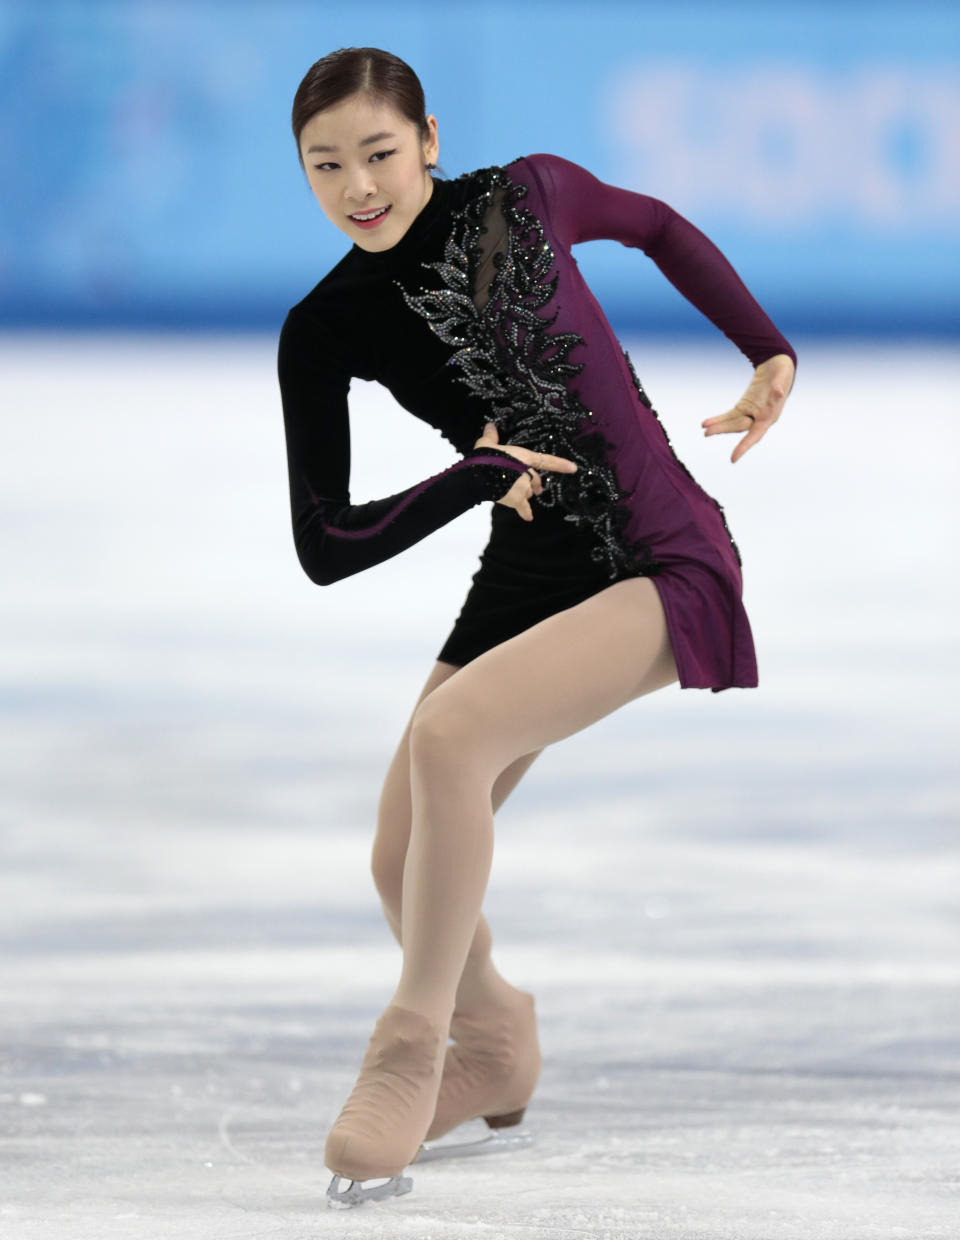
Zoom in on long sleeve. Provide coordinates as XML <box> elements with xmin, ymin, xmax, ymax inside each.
<box><xmin>525</xmin><ymin>153</ymin><xmax>797</xmax><ymax>372</ymax></box>
<box><xmin>277</xmin><ymin>308</ymin><xmax>531</xmax><ymax>586</ymax></box>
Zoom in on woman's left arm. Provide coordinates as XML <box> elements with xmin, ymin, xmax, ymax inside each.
<box><xmin>523</xmin><ymin>153</ymin><xmax>798</xmax><ymax>462</ymax></box>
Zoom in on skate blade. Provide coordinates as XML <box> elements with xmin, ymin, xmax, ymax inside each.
<box><xmin>415</xmin><ymin>1126</ymin><xmax>534</xmax><ymax>1163</ymax></box>
<box><xmin>325</xmin><ymin>1172</ymin><xmax>413</xmax><ymax>1208</ymax></box>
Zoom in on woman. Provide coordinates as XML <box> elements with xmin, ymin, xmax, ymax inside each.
<box><xmin>278</xmin><ymin>46</ymin><xmax>797</xmax><ymax>1208</ymax></box>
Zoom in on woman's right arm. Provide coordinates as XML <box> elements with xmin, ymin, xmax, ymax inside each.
<box><xmin>277</xmin><ymin>308</ymin><xmax>531</xmax><ymax>586</ymax></box>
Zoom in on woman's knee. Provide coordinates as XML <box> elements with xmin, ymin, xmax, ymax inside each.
<box><xmin>409</xmin><ymin>690</ymin><xmax>484</xmax><ymax>767</ymax></box>
<box><xmin>371</xmin><ymin>660</ymin><xmax>463</xmax><ymax>895</ymax></box>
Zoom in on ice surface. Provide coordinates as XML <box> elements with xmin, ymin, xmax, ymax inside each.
<box><xmin>0</xmin><ymin>334</ymin><xmax>957</xmax><ymax>1239</ymax></box>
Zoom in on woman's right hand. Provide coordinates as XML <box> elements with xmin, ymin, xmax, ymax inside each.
<box><xmin>473</xmin><ymin>421</ymin><xmax>578</xmax><ymax>522</ymax></box>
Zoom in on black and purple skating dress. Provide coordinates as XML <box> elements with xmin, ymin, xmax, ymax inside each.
<box><xmin>277</xmin><ymin>153</ymin><xmax>797</xmax><ymax>691</ymax></box>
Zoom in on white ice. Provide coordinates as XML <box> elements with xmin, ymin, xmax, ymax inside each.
<box><xmin>0</xmin><ymin>334</ymin><xmax>957</xmax><ymax>1239</ymax></box>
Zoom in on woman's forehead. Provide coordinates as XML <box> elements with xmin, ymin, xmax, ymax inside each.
<box><xmin>301</xmin><ymin>94</ymin><xmax>410</xmax><ymax>144</ymax></box>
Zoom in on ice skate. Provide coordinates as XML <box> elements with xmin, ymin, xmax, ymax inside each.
<box><xmin>324</xmin><ymin>1003</ymin><xmax>445</xmax><ymax>1209</ymax></box>
<box><xmin>415</xmin><ymin>987</ymin><xmax>540</xmax><ymax>1163</ymax></box>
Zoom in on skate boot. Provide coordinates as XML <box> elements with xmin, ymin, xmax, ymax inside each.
<box><xmin>325</xmin><ymin>1003</ymin><xmax>446</xmax><ymax>1208</ymax></box>
<box><xmin>415</xmin><ymin>987</ymin><xmax>541</xmax><ymax>1163</ymax></box>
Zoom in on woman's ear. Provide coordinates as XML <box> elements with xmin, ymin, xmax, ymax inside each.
<box><xmin>423</xmin><ymin>113</ymin><xmax>440</xmax><ymax>168</ymax></box>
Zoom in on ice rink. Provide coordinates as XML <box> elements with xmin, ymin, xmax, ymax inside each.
<box><xmin>2</xmin><ymin>334</ymin><xmax>958</xmax><ymax>1239</ymax></box>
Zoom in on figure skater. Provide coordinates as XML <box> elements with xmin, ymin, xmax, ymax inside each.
<box><xmin>277</xmin><ymin>46</ymin><xmax>797</xmax><ymax>1209</ymax></box>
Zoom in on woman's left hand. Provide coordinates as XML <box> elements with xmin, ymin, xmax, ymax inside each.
<box><xmin>701</xmin><ymin>353</ymin><xmax>796</xmax><ymax>464</ymax></box>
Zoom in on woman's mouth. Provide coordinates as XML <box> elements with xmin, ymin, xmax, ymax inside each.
<box><xmin>348</xmin><ymin>205</ymin><xmax>392</xmax><ymax>230</ymax></box>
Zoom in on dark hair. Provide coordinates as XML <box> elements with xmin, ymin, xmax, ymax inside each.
<box><xmin>291</xmin><ymin>47</ymin><xmax>440</xmax><ymax>174</ymax></box>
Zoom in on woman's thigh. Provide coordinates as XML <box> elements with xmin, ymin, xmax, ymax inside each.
<box><xmin>410</xmin><ymin>576</ymin><xmax>678</xmax><ymax>774</ymax></box>
<box><xmin>374</xmin><ymin>658</ymin><xmax>544</xmax><ymax>846</ymax></box>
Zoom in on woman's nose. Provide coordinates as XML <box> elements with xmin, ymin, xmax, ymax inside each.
<box><xmin>345</xmin><ymin>166</ymin><xmax>377</xmax><ymax>201</ymax></box>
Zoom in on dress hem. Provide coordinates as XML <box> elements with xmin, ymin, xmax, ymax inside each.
<box><xmin>650</xmin><ymin>573</ymin><xmax>758</xmax><ymax>694</ymax></box>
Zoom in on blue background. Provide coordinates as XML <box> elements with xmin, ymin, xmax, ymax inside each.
<box><xmin>2</xmin><ymin>0</ymin><xmax>957</xmax><ymax>338</ymax></box>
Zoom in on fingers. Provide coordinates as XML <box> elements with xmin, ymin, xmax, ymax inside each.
<box><xmin>513</xmin><ymin>485</ymin><xmax>534</xmax><ymax>520</ymax></box>
<box><xmin>697</xmin><ymin>407</ymin><xmax>764</xmax><ymax>465</ymax></box>
<box><xmin>512</xmin><ymin>450</ymin><xmax>578</xmax><ymax>473</ymax></box>
<box><xmin>475</xmin><ymin>426</ymin><xmax>579</xmax><ymax>475</ymax></box>
<box><xmin>700</xmin><ymin>402</ymin><xmax>768</xmax><ymax>463</ymax></box>
<box><xmin>497</xmin><ymin>467</ymin><xmax>542</xmax><ymax>520</ymax></box>
<box><xmin>701</xmin><ymin>407</ymin><xmax>757</xmax><ymax>433</ymax></box>
<box><xmin>510</xmin><ymin>444</ymin><xmax>578</xmax><ymax>474</ymax></box>
<box><xmin>518</xmin><ymin>470</ymin><xmax>539</xmax><ymax>519</ymax></box>
<box><xmin>538</xmin><ymin>454</ymin><xmax>578</xmax><ymax>473</ymax></box>
<box><xmin>730</xmin><ymin>428</ymin><xmax>761</xmax><ymax>464</ymax></box>
<box><xmin>487</xmin><ymin>438</ymin><xmax>579</xmax><ymax>520</ymax></box>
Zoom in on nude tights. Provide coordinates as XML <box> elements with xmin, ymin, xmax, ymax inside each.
<box><xmin>371</xmin><ymin>575</ymin><xmax>680</xmax><ymax>1027</ymax></box>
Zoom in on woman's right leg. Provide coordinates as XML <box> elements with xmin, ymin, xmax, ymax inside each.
<box><xmin>371</xmin><ymin>658</ymin><xmax>542</xmax><ymax>1010</ymax></box>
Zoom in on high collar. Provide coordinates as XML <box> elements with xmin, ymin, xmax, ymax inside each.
<box><xmin>346</xmin><ymin>176</ymin><xmax>451</xmax><ymax>269</ymax></box>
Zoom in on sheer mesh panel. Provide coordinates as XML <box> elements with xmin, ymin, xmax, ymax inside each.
<box><xmin>472</xmin><ymin>186</ymin><xmax>508</xmax><ymax>312</ymax></box>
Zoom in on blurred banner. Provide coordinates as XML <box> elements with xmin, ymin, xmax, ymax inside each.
<box><xmin>2</xmin><ymin>1</ymin><xmax>957</xmax><ymax>337</ymax></box>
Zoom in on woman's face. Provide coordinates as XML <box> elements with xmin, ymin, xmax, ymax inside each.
<box><xmin>299</xmin><ymin>93</ymin><xmax>439</xmax><ymax>253</ymax></box>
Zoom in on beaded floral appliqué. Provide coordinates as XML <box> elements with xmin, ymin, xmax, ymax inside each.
<box><xmin>393</xmin><ymin>164</ymin><xmax>660</xmax><ymax>581</ymax></box>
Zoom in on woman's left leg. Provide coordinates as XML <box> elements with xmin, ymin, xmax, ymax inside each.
<box><xmin>390</xmin><ymin>574</ymin><xmax>679</xmax><ymax>1027</ymax></box>
<box><xmin>324</xmin><ymin>574</ymin><xmax>679</xmax><ymax>1189</ymax></box>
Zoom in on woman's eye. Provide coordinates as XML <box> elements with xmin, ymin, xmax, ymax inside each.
<box><xmin>312</xmin><ymin>149</ymin><xmax>396</xmax><ymax>172</ymax></box>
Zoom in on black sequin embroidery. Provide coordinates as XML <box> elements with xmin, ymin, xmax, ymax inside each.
<box><xmin>393</xmin><ymin>164</ymin><xmax>660</xmax><ymax>581</ymax></box>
